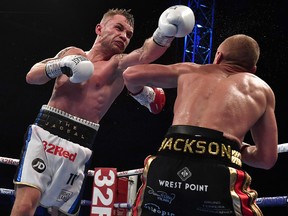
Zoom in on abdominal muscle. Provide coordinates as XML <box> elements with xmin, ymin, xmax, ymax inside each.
<box><xmin>47</xmin><ymin>76</ymin><xmax>125</xmax><ymax>124</ymax></box>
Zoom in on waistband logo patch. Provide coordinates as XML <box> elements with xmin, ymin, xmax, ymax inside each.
<box><xmin>32</xmin><ymin>158</ymin><xmax>46</xmax><ymax>173</ymax></box>
<box><xmin>177</xmin><ymin>167</ymin><xmax>192</xmax><ymax>181</ymax></box>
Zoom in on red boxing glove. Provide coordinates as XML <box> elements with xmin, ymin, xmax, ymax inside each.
<box><xmin>130</xmin><ymin>86</ymin><xmax>166</xmax><ymax>114</ymax></box>
<box><xmin>149</xmin><ymin>87</ymin><xmax>166</xmax><ymax>114</ymax></box>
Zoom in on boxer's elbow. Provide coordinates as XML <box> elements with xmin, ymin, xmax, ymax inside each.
<box><xmin>26</xmin><ymin>71</ymin><xmax>40</xmax><ymax>84</ymax></box>
<box><xmin>26</xmin><ymin>70</ymin><xmax>48</xmax><ymax>85</ymax></box>
<box><xmin>242</xmin><ymin>147</ymin><xmax>278</xmax><ymax>170</ymax></box>
<box><xmin>123</xmin><ymin>67</ymin><xmax>136</xmax><ymax>84</ymax></box>
<box><xmin>26</xmin><ymin>71</ymin><xmax>35</xmax><ymax>84</ymax></box>
<box><xmin>262</xmin><ymin>154</ymin><xmax>278</xmax><ymax>170</ymax></box>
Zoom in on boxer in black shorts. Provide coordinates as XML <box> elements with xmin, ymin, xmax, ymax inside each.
<box><xmin>123</xmin><ymin>34</ymin><xmax>278</xmax><ymax>216</ymax></box>
<box><xmin>134</xmin><ymin>125</ymin><xmax>261</xmax><ymax>216</ymax></box>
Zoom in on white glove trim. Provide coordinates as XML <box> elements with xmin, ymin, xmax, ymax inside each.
<box><xmin>153</xmin><ymin>28</ymin><xmax>175</xmax><ymax>47</ymax></box>
<box><xmin>45</xmin><ymin>59</ymin><xmax>62</xmax><ymax>79</ymax></box>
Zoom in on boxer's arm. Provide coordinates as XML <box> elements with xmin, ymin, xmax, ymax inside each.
<box><xmin>119</xmin><ymin>5</ymin><xmax>195</xmax><ymax>114</ymax></box>
<box><xmin>123</xmin><ymin>63</ymin><xmax>184</xmax><ymax>114</ymax></box>
<box><xmin>241</xmin><ymin>89</ymin><xmax>278</xmax><ymax>169</ymax></box>
<box><xmin>118</xmin><ymin>5</ymin><xmax>195</xmax><ymax>70</ymax></box>
<box><xmin>123</xmin><ymin>62</ymin><xmax>194</xmax><ymax>93</ymax></box>
<box><xmin>26</xmin><ymin>47</ymin><xmax>91</xmax><ymax>85</ymax></box>
<box><xmin>123</xmin><ymin>64</ymin><xmax>180</xmax><ymax>93</ymax></box>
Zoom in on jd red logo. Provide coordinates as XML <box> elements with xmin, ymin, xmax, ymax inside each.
<box><xmin>32</xmin><ymin>158</ymin><xmax>46</xmax><ymax>173</ymax></box>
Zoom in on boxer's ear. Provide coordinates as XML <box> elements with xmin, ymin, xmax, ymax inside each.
<box><xmin>214</xmin><ymin>51</ymin><xmax>223</xmax><ymax>64</ymax></box>
<box><xmin>250</xmin><ymin>65</ymin><xmax>257</xmax><ymax>74</ymax></box>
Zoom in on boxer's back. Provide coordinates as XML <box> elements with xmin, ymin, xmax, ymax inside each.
<box><xmin>172</xmin><ymin>64</ymin><xmax>271</xmax><ymax>142</ymax></box>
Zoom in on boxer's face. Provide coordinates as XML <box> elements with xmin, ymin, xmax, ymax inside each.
<box><xmin>97</xmin><ymin>15</ymin><xmax>134</xmax><ymax>54</ymax></box>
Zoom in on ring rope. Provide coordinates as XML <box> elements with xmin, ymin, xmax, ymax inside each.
<box><xmin>0</xmin><ymin>188</ymin><xmax>133</xmax><ymax>208</ymax></box>
<box><xmin>0</xmin><ymin>156</ymin><xmax>144</xmax><ymax>177</ymax></box>
<box><xmin>277</xmin><ymin>143</ymin><xmax>288</xmax><ymax>153</ymax></box>
<box><xmin>0</xmin><ymin>188</ymin><xmax>287</xmax><ymax>208</ymax></box>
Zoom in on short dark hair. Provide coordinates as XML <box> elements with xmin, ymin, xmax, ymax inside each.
<box><xmin>219</xmin><ymin>34</ymin><xmax>260</xmax><ymax>70</ymax></box>
<box><xmin>102</xmin><ymin>8</ymin><xmax>134</xmax><ymax>28</ymax></box>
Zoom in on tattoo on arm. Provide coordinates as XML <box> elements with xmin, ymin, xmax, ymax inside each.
<box><xmin>134</xmin><ymin>47</ymin><xmax>144</xmax><ymax>55</ymax></box>
<box><xmin>117</xmin><ymin>54</ymin><xmax>126</xmax><ymax>60</ymax></box>
<box><xmin>40</xmin><ymin>47</ymin><xmax>76</xmax><ymax>64</ymax></box>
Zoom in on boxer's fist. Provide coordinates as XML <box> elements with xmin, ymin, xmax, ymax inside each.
<box><xmin>149</xmin><ymin>88</ymin><xmax>166</xmax><ymax>114</ymax></box>
<box><xmin>45</xmin><ymin>55</ymin><xmax>94</xmax><ymax>83</ymax></box>
<box><xmin>159</xmin><ymin>5</ymin><xmax>195</xmax><ymax>37</ymax></box>
<box><xmin>153</xmin><ymin>5</ymin><xmax>195</xmax><ymax>47</ymax></box>
<box><xmin>130</xmin><ymin>86</ymin><xmax>166</xmax><ymax>114</ymax></box>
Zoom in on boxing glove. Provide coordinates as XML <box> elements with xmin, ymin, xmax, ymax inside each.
<box><xmin>153</xmin><ymin>5</ymin><xmax>195</xmax><ymax>47</ymax></box>
<box><xmin>45</xmin><ymin>55</ymin><xmax>94</xmax><ymax>83</ymax></box>
<box><xmin>130</xmin><ymin>86</ymin><xmax>166</xmax><ymax>114</ymax></box>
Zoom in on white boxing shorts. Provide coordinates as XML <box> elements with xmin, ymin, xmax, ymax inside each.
<box><xmin>14</xmin><ymin>105</ymin><xmax>99</xmax><ymax>215</ymax></box>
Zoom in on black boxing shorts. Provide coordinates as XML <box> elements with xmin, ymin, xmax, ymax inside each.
<box><xmin>133</xmin><ymin>125</ymin><xmax>263</xmax><ymax>216</ymax></box>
